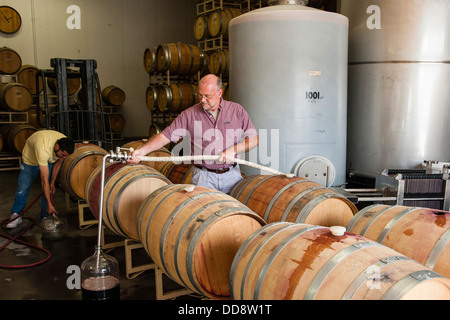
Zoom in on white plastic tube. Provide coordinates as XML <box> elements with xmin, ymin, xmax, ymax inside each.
<box><xmin>137</xmin><ymin>155</ymin><xmax>285</xmax><ymax>175</ymax></box>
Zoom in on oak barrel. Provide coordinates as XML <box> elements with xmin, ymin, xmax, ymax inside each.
<box><xmin>145</xmin><ymin>85</ymin><xmax>158</xmax><ymax>111</ymax></box>
<box><xmin>160</xmin><ymin>162</ymin><xmax>194</xmax><ymax>184</ymax></box>
<box><xmin>27</xmin><ymin>107</ymin><xmax>46</xmax><ymax>129</ymax></box>
<box><xmin>102</xmin><ymin>85</ymin><xmax>126</xmax><ymax>106</ymax></box>
<box><xmin>230</xmin><ymin>222</ymin><xmax>450</xmax><ymax>300</ymax></box>
<box><xmin>59</xmin><ymin>144</ymin><xmax>108</xmax><ymax>200</ymax></box>
<box><xmin>157</xmin><ymin>83</ymin><xmax>198</xmax><ymax>113</ymax></box>
<box><xmin>47</xmin><ymin>75</ymin><xmax>81</xmax><ymax>96</ymax></box>
<box><xmin>141</xmin><ymin>147</ymin><xmax>172</xmax><ymax>172</ymax></box>
<box><xmin>17</xmin><ymin>65</ymin><xmax>44</xmax><ymax>95</ymax></box>
<box><xmin>143</xmin><ymin>47</ymin><xmax>157</xmax><ymax>74</ymax></box>
<box><xmin>208</xmin><ymin>49</ymin><xmax>229</xmax><ymax>77</ymax></box>
<box><xmin>223</xmin><ymin>82</ymin><xmax>230</xmax><ymax>100</ymax></box>
<box><xmin>346</xmin><ymin>204</ymin><xmax>450</xmax><ymax>278</ymax></box>
<box><xmin>86</xmin><ymin>163</ymin><xmax>171</xmax><ymax>240</ymax></box>
<box><xmin>194</xmin><ymin>52</ymin><xmax>210</xmax><ymax>80</ymax></box>
<box><xmin>149</xmin><ymin>123</ymin><xmax>172</xmax><ymax>150</ymax></box>
<box><xmin>157</xmin><ymin>84</ymin><xmax>180</xmax><ymax>114</ymax></box>
<box><xmin>177</xmin><ymin>83</ymin><xmax>198</xmax><ymax>111</ymax></box>
<box><xmin>149</xmin><ymin>122</ymin><xmax>163</xmax><ymax>137</ymax></box>
<box><xmin>98</xmin><ymin>113</ymin><xmax>126</xmax><ymax>132</ymax></box>
<box><xmin>156</xmin><ymin>43</ymin><xmax>203</xmax><ymax>76</ymax></box>
<box><xmin>0</xmin><ymin>83</ymin><xmax>32</xmax><ymax>111</ymax></box>
<box><xmin>0</xmin><ymin>47</ymin><xmax>21</xmax><ymax>74</ymax></box>
<box><xmin>121</xmin><ymin>140</ymin><xmax>172</xmax><ymax>172</ymax></box>
<box><xmin>207</xmin><ymin>9</ymin><xmax>242</xmax><ymax>39</ymax></box>
<box><xmin>109</xmin><ymin>114</ymin><xmax>126</xmax><ymax>132</ymax></box>
<box><xmin>137</xmin><ymin>184</ymin><xmax>265</xmax><ymax>299</ymax></box>
<box><xmin>0</xmin><ymin>124</ymin><xmax>36</xmax><ymax>154</ymax></box>
<box><xmin>193</xmin><ymin>15</ymin><xmax>210</xmax><ymax>40</ymax></box>
<box><xmin>230</xmin><ymin>175</ymin><xmax>357</xmax><ymax>227</ymax></box>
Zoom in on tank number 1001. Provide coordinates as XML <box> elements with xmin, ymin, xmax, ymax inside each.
<box><xmin>306</xmin><ymin>91</ymin><xmax>322</xmax><ymax>100</ymax></box>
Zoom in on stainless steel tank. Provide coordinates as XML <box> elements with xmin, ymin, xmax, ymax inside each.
<box><xmin>341</xmin><ymin>0</ymin><xmax>450</xmax><ymax>178</ymax></box>
<box><xmin>229</xmin><ymin>4</ymin><xmax>349</xmax><ymax>186</ymax></box>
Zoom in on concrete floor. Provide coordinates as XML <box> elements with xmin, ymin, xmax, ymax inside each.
<box><xmin>0</xmin><ymin>169</ymin><xmax>200</xmax><ymax>301</ymax></box>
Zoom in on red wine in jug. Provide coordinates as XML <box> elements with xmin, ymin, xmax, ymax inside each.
<box><xmin>81</xmin><ymin>276</ymin><xmax>120</xmax><ymax>300</ymax></box>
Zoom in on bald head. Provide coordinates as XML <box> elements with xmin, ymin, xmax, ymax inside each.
<box><xmin>199</xmin><ymin>74</ymin><xmax>222</xmax><ymax>92</ymax></box>
<box><xmin>198</xmin><ymin>74</ymin><xmax>223</xmax><ymax>111</ymax></box>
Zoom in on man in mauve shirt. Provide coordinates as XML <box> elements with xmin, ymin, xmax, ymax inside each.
<box><xmin>129</xmin><ymin>74</ymin><xmax>259</xmax><ymax>193</ymax></box>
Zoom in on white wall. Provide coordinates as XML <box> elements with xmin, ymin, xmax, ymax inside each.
<box><xmin>1</xmin><ymin>0</ymin><xmax>196</xmax><ymax>137</ymax></box>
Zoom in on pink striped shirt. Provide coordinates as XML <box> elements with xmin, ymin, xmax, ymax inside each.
<box><xmin>162</xmin><ymin>99</ymin><xmax>257</xmax><ymax>169</ymax></box>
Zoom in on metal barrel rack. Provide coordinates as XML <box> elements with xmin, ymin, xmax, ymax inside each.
<box><xmin>36</xmin><ymin>58</ymin><xmax>112</xmax><ymax>149</ymax></box>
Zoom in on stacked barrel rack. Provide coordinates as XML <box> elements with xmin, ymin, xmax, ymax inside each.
<box><xmin>0</xmin><ymin>47</ymin><xmax>35</xmax><ymax>171</ymax></box>
<box><xmin>0</xmin><ymin>46</ymin><xmax>128</xmax><ymax>172</ymax></box>
<box><xmin>194</xmin><ymin>0</ymin><xmax>266</xmax><ymax>83</ymax></box>
<box><xmin>100</xmin><ymin>85</ymin><xmax>127</xmax><ymax>141</ymax></box>
<box><xmin>144</xmin><ymin>0</ymin><xmax>267</xmax><ymax>145</ymax></box>
<box><xmin>144</xmin><ymin>43</ymin><xmax>202</xmax><ymax>144</ymax></box>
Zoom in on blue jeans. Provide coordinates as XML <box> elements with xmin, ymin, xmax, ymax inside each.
<box><xmin>11</xmin><ymin>162</ymin><xmax>54</xmax><ymax>219</ymax></box>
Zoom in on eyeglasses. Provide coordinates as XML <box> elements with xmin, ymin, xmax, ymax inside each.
<box><xmin>196</xmin><ymin>90</ymin><xmax>220</xmax><ymax>101</ymax></box>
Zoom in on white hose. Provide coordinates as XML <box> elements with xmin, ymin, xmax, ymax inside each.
<box><xmin>137</xmin><ymin>154</ymin><xmax>287</xmax><ymax>176</ymax></box>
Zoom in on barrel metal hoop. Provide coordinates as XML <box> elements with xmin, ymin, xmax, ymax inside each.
<box><xmin>137</xmin><ymin>184</ymin><xmax>179</xmax><ymax>233</ymax></box>
<box><xmin>280</xmin><ymin>186</ymin><xmax>321</xmax><ymax>222</ymax></box>
<box><xmin>243</xmin><ymin>175</ymin><xmax>275</xmax><ymax>207</ymax></box>
<box><xmin>229</xmin><ymin>174</ymin><xmax>261</xmax><ymax>200</ymax></box>
<box><xmin>140</xmin><ymin>184</ymin><xmax>185</xmax><ymax>275</ymax></box>
<box><xmin>65</xmin><ymin>150</ymin><xmax>106</xmax><ymax>196</ymax></box>
<box><xmin>377</xmin><ymin>207</ymin><xmax>417</xmax><ymax>244</ymax></box>
<box><xmin>104</xmin><ymin>167</ymin><xmax>149</xmax><ymax>236</ymax></box>
<box><xmin>295</xmin><ymin>191</ymin><xmax>343</xmax><ymax>223</ymax></box>
<box><xmin>112</xmin><ymin>172</ymin><xmax>168</xmax><ymax>238</ymax></box>
<box><xmin>103</xmin><ymin>168</ymin><xmax>129</xmax><ymax>236</ymax></box>
<box><xmin>168</xmin><ymin>84</ymin><xmax>174</xmax><ymax>108</ymax></box>
<box><xmin>137</xmin><ymin>184</ymin><xmax>178</xmax><ymax>261</ymax></box>
<box><xmin>304</xmin><ymin>241</ymin><xmax>380</xmax><ymax>300</ymax></box>
<box><xmin>360</xmin><ymin>205</ymin><xmax>400</xmax><ymax>236</ymax></box>
<box><xmin>175</xmin><ymin>43</ymin><xmax>182</xmax><ymax>74</ymax></box>
<box><xmin>382</xmin><ymin>270</ymin><xmax>444</xmax><ymax>300</ymax></box>
<box><xmin>264</xmin><ymin>179</ymin><xmax>311</xmax><ymax>221</ymax></box>
<box><xmin>254</xmin><ymin>225</ymin><xmax>325</xmax><ymax>300</ymax></box>
<box><xmin>186</xmin><ymin>44</ymin><xmax>194</xmax><ymax>74</ymax></box>
<box><xmin>219</xmin><ymin>11</ymin><xmax>225</xmax><ymax>35</ymax></box>
<box><xmin>233</xmin><ymin>223</ymin><xmax>295</xmax><ymax>300</ymax></box>
<box><xmin>92</xmin><ymin>165</ymin><xmax>112</xmax><ymax>217</ymax></box>
<box><xmin>425</xmin><ymin>227</ymin><xmax>450</xmax><ymax>269</ymax></box>
<box><xmin>159</xmin><ymin>190</ymin><xmax>223</xmax><ymax>285</ymax></box>
<box><xmin>185</xmin><ymin>204</ymin><xmax>258</xmax><ymax>296</ymax></box>
<box><xmin>229</xmin><ymin>222</ymin><xmax>289</xmax><ymax>299</ymax></box>
<box><xmin>180</xmin><ymin>166</ymin><xmax>194</xmax><ymax>184</ymax></box>
<box><xmin>163</xmin><ymin>44</ymin><xmax>170</xmax><ymax>71</ymax></box>
<box><xmin>173</xmin><ymin>198</ymin><xmax>238</xmax><ymax>291</ymax></box>
<box><xmin>345</xmin><ymin>204</ymin><xmax>380</xmax><ymax>232</ymax></box>
<box><xmin>342</xmin><ymin>255</ymin><xmax>410</xmax><ymax>300</ymax></box>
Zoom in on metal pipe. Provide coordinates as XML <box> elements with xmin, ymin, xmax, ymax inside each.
<box><xmin>356</xmin><ymin>197</ymin><xmax>397</xmax><ymax>202</ymax></box>
<box><xmin>95</xmin><ymin>152</ymin><xmax>110</xmax><ymax>269</ymax></box>
<box><xmin>269</xmin><ymin>0</ymin><xmax>308</xmax><ymax>5</ymax></box>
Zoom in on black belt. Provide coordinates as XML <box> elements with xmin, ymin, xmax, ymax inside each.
<box><xmin>194</xmin><ymin>163</ymin><xmax>236</xmax><ymax>174</ymax></box>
